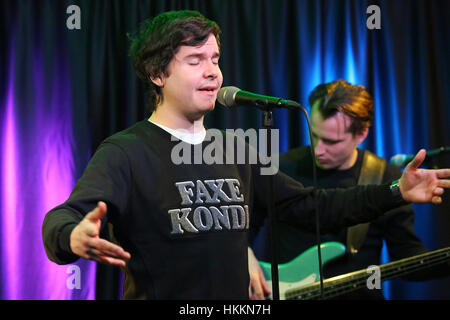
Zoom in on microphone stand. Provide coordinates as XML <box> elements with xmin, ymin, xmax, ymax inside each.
<box><xmin>261</xmin><ymin>108</ymin><xmax>280</xmax><ymax>301</ymax></box>
<box><xmin>252</xmin><ymin>97</ymin><xmax>324</xmax><ymax>301</ymax></box>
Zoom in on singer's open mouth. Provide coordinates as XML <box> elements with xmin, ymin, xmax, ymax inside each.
<box><xmin>198</xmin><ymin>86</ymin><xmax>218</xmax><ymax>92</ymax></box>
<box><xmin>198</xmin><ymin>87</ymin><xmax>218</xmax><ymax>97</ymax></box>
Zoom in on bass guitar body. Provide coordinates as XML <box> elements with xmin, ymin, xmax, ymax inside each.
<box><xmin>258</xmin><ymin>242</ymin><xmax>346</xmax><ymax>300</ymax></box>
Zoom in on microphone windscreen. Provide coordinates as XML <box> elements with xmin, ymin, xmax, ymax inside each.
<box><xmin>217</xmin><ymin>86</ymin><xmax>240</xmax><ymax>107</ymax></box>
<box><xmin>390</xmin><ymin>154</ymin><xmax>409</xmax><ymax>167</ymax></box>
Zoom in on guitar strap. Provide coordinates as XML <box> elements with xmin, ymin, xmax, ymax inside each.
<box><xmin>346</xmin><ymin>150</ymin><xmax>386</xmax><ymax>255</ymax></box>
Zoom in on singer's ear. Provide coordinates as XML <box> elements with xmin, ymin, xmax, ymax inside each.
<box><xmin>150</xmin><ymin>75</ymin><xmax>165</xmax><ymax>88</ymax></box>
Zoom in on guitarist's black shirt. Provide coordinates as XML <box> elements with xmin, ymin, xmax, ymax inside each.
<box><xmin>251</xmin><ymin>146</ymin><xmax>450</xmax><ymax>299</ymax></box>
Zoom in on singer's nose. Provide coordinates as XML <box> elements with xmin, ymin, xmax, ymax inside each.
<box><xmin>204</xmin><ymin>60</ymin><xmax>220</xmax><ymax>79</ymax></box>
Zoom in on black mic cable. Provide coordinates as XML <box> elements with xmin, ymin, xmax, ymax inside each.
<box><xmin>299</xmin><ymin>106</ymin><xmax>324</xmax><ymax>300</ymax></box>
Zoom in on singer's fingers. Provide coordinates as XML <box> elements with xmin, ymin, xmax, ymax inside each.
<box><xmin>259</xmin><ymin>268</ymin><xmax>271</xmax><ymax>295</ymax></box>
<box><xmin>250</xmin><ymin>277</ymin><xmax>264</xmax><ymax>300</ymax></box>
<box><xmin>407</xmin><ymin>149</ymin><xmax>426</xmax><ymax>170</ymax></box>
<box><xmin>91</xmin><ymin>238</ymin><xmax>131</xmax><ymax>260</ymax></box>
<box><xmin>85</xmin><ymin>201</ymin><xmax>108</xmax><ymax>222</ymax></box>
<box><xmin>86</xmin><ymin>246</ymin><xmax>130</xmax><ymax>264</ymax></box>
<box><xmin>98</xmin><ymin>256</ymin><xmax>128</xmax><ymax>267</ymax></box>
<box><xmin>436</xmin><ymin>179</ymin><xmax>450</xmax><ymax>189</ymax></box>
<box><xmin>87</xmin><ymin>251</ymin><xmax>129</xmax><ymax>267</ymax></box>
<box><xmin>436</xmin><ymin>169</ymin><xmax>450</xmax><ymax>179</ymax></box>
<box><xmin>433</xmin><ymin>187</ymin><xmax>444</xmax><ymax>196</ymax></box>
<box><xmin>432</xmin><ymin>196</ymin><xmax>442</xmax><ymax>205</ymax></box>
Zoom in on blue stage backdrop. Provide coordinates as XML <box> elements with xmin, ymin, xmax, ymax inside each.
<box><xmin>0</xmin><ymin>0</ymin><xmax>449</xmax><ymax>299</ymax></box>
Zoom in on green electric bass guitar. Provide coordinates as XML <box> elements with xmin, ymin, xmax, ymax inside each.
<box><xmin>259</xmin><ymin>242</ymin><xmax>450</xmax><ymax>300</ymax></box>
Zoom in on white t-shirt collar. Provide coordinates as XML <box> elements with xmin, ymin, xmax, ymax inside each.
<box><xmin>149</xmin><ymin>119</ymin><xmax>206</xmax><ymax>145</ymax></box>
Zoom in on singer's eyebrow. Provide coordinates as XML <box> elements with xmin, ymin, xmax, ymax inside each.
<box><xmin>183</xmin><ymin>52</ymin><xmax>220</xmax><ymax>60</ymax></box>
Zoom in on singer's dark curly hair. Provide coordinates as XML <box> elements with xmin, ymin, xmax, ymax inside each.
<box><xmin>128</xmin><ymin>10</ymin><xmax>221</xmax><ymax>113</ymax></box>
<box><xmin>308</xmin><ymin>79</ymin><xmax>374</xmax><ymax>135</ymax></box>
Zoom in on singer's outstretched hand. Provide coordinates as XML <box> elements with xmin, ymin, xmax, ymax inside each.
<box><xmin>399</xmin><ymin>149</ymin><xmax>450</xmax><ymax>204</ymax></box>
<box><xmin>70</xmin><ymin>201</ymin><xmax>131</xmax><ymax>267</ymax></box>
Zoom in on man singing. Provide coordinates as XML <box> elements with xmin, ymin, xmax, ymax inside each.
<box><xmin>42</xmin><ymin>11</ymin><xmax>450</xmax><ymax>300</ymax></box>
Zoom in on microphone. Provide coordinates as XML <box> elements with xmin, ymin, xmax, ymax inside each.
<box><xmin>390</xmin><ymin>147</ymin><xmax>450</xmax><ymax>167</ymax></box>
<box><xmin>217</xmin><ymin>86</ymin><xmax>301</xmax><ymax>110</ymax></box>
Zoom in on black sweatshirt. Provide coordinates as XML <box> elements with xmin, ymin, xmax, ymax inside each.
<box><xmin>42</xmin><ymin>120</ymin><xmax>401</xmax><ymax>300</ymax></box>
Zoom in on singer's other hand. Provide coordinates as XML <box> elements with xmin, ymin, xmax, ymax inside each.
<box><xmin>399</xmin><ymin>149</ymin><xmax>450</xmax><ymax>204</ymax></box>
<box><xmin>70</xmin><ymin>201</ymin><xmax>131</xmax><ymax>266</ymax></box>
